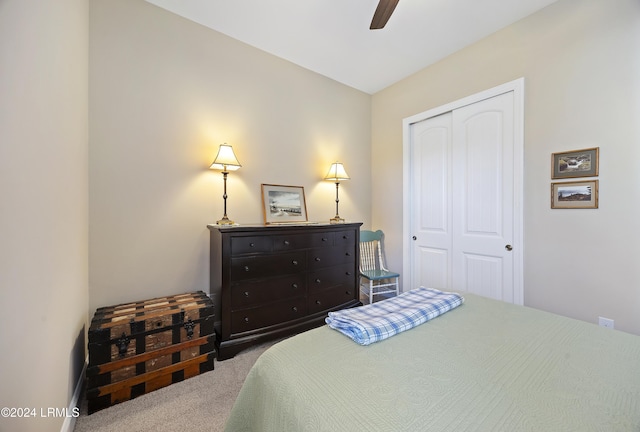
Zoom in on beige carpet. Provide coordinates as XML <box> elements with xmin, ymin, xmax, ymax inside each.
<box><xmin>73</xmin><ymin>341</ymin><xmax>274</xmax><ymax>432</ymax></box>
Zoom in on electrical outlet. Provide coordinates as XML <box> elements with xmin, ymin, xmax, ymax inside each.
<box><xmin>598</xmin><ymin>316</ymin><xmax>614</xmax><ymax>329</ymax></box>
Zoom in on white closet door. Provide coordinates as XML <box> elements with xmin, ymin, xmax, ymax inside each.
<box><xmin>410</xmin><ymin>112</ymin><xmax>452</xmax><ymax>291</ymax></box>
<box><xmin>408</xmin><ymin>90</ymin><xmax>520</xmax><ymax>304</ymax></box>
<box><xmin>451</xmin><ymin>92</ymin><xmax>515</xmax><ymax>302</ymax></box>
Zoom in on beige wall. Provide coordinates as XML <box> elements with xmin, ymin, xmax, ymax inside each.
<box><xmin>0</xmin><ymin>1</ymin><xmax>89</xmax><ymax>431</ymax></box>
<box><xmin>89</xmin><ymin>0</ymin><xmax>372</xmax><ymax>313</ymax></box>
<box><xmin>372</xmin><ymin>0</ymin><xmax>640</xmax><ymax>334</ymax></box>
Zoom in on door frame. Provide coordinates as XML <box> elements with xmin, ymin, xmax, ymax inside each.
<box><xmin>402</xmin><ymin>78</ymin><xmax>525</xmax><ymax>305</ymax></box>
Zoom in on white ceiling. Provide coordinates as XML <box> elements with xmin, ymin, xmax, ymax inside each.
<box><xmin>145</xmin><ymin>0</ymin><xmax>558</xmax><ymax>94</ymax></box>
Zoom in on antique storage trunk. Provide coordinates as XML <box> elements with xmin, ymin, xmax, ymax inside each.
<box><xmin>87</xmin><ymin>291</ymin><xmax>215</xmax><ymax>414</ymax></box>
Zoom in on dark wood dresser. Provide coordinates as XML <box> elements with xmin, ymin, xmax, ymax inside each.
<box><xmin>208</xmin><ymin>222</ymin><xmax>362</xmax><ymax>360</ymax></box>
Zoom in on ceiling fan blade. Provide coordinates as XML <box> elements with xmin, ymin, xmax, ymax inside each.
<box><xmin>370</xmin><ymin>0</ymin><xmax>399</xmax><ymax>30</ymax></box>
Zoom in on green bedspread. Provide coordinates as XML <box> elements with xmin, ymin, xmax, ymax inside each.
<box><xmin>224</xmin><ymin>294</ymin><xmax>640</xmax><ymax>431</ymax></box>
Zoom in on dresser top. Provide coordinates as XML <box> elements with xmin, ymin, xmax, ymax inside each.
<box><xmin>207</xmin><ymin>222</ymin><xmax>362</xmax><ymax>233</ymax></box>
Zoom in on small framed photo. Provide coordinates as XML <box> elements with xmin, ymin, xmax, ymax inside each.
<box><xmin>551</xmin><ymin>180</ymin><xmax>598</xmax><ymax>209</ymax></box>
<box><xmin>261</xmin><ymin>184</ymin><xmax>308</xmax><ymax>224</ymax></box>
<box><xmin>551</xmin><ymin>147</ymin><xmax>599</xmax><ymax>179</ymax></box>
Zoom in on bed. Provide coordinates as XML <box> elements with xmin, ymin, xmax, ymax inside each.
<box><xmin>224</xmin><ymin>291</ymin><xmax>640</xmax><ymax>431</ymax></box>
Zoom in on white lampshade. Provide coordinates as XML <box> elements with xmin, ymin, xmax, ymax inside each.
<box><xmin>324</xmin><ymin>162</ymin><xmax>350</xmax><ymax>181</ymax></box>
<box><xmin>210</xmin><ymin>144</ymin><xmax>241</xmax><ymax>171</ymax></box>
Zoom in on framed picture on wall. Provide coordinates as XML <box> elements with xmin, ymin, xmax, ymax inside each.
<box><xmin>551</xmin><ymin>147</ymin><xmax>599</xmax><ymax>179</ymax></box>
<box><xmin>261</xmin><ymin>184</ymin><xmax>308</xmax><ymax>224</ymax></box>
<box><xmin>551</xmin><ymin>180</ymin><xmax>598</xmax><ymax>209</ymax></box>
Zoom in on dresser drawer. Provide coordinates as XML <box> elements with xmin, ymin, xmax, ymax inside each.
<box><xmin>308</xmin><ymin>285</ymin><xmax>356</xmax><ymax>314</ymax></box>
<box><xmin>308</xmin><ymin>245</ymin><xmax>356</xmax><ymax>270</ymax></box>
<box><xmin>335</xmin><ymin>230</ymin><xmax>357</xmax><ymax>246</ymax></box>
<box><xmin>231</xmin><ymin>274</ymin><xmax>306</xmax><ymax>309</ymax></box>
<box><xmin>231</xmin><ymin>297</ymin><xmax>308</xmax><ymax>334</ymax></box>
<box><xmin>308</xmin><ymin>263</ymin><xmax>356</xmax><ymax>293</ymax></box>
<box><xmin>272</xmin><ymin>231</ymin><xmax>335</xmax><ymax>252</ymax></box>
<box><xmin>231</xmin><ymin>236</ymin><xmax>273</xmax><ymax>255</ymax></box>
<box><xmin>231</xmin><ymin>252</ymin><xmax>307</xmax><ymax>281</ymax></box>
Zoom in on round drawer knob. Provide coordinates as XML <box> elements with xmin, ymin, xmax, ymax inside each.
<box><xmin>315</xmin><ymin>257</ymin><xmax>321</xmax><ymax>262</ymax></box>
<box><xmin>346</xmin><ymin>291</ymin><xmax>351</xmax><ymax>295</ymax></box>
<box><xmin>292</xmin><ymin>306</ymin><xmax>298</xmax><ymax>313</ymax></box>
<box><xmin>322</xmin><ymin>237</ymin><xmax>328</xmax><ymax>242</ymax></box>
<box><xmin>244</xmin><ymin>266</ymin><xmax>250</xmax><ymax>272</ymax></box>
<box><xmin>244</xmin><ymin>291</ymin><xmax>250</xmax><ymax>297</ymax></box>
<box><xmin>315</xmin><ymin>300</ymin><xmax>321</xmax><ymax>305</ymax></box>
<box><xmin>315</xmin><ymin>278</ymin><xmax>321</xmax><ymax>284</ymax></box>
<box><xmin>249</xmin><ymin>242</ymin><xmax>255</xmax><ymax>247</ymax></box>
<box><xmin>244</xmin><ymin>317</ymin><xmax>249</xmax><ymax>323</ymax></box>
<box><xmin>345</xmin><ymin>252</ymin><xmax>351</xmax><ymax>256</ymax></box>
<box><xmin>292</xmin><ymin>283</ymin><xmax>298</xmax><ymax>289</ymax></box>
<box><xmin>346</xmin><ymin>271</ymin><xmax>352</xmax><ymax>276</ymax></box>
<box><xmin>292</xmin><ymin>260</ymin><xmax>298</xmax><ymax>265</ymax></box>
<box><xmin>284</xmin><ymin>240</ymin><xmax>290</xmax><ymax>246</ymax></box>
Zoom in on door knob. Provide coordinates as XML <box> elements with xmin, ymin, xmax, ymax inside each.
<box><xmin>505</xmin><ymin>244</ymin><xmax>513</xmax><ymax>251</ymax></box>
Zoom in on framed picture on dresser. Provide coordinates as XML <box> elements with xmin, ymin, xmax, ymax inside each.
<box><xmin>261</xmin><ymin>184</ymin><xmax>308</xmax><ymax>224</ymax></box>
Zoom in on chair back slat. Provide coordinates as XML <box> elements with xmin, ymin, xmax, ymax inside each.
<box><xmin>360</xmin><ymin>240</ymin><xmax>380</xmax><ymax>272</ymax></box>
<box><xmin>360</xmin><ymin>229</ymin><xmax>391</xmax><ymax>272</ymax></box>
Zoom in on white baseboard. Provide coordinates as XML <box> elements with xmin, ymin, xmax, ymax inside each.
<box><xmin>60</xmin><ymin>355</ymin><xmax>87</xmax><ymax>432</ymax></box>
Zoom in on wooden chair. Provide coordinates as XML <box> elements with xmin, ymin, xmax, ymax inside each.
<box><xmin>359</xmin><ymin>230</ymin><xmax>400</xmax><ymax>304</ymax></box>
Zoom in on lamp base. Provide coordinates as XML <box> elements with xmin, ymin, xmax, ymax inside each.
<box><xmin>329</xmin><ymin>216</ymin><xmax>345</xmax><ymax>224</ymax></box>
<box><xmin>216</xmin><ymin>217</ymin><xmax>235</xmax><ymax>225</ymax></box>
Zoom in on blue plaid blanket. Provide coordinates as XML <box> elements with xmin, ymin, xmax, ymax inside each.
<box><xmin>325</xmin><ymin>287</ymin><xmax>464</xmax><ymax>345</ymax></box>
